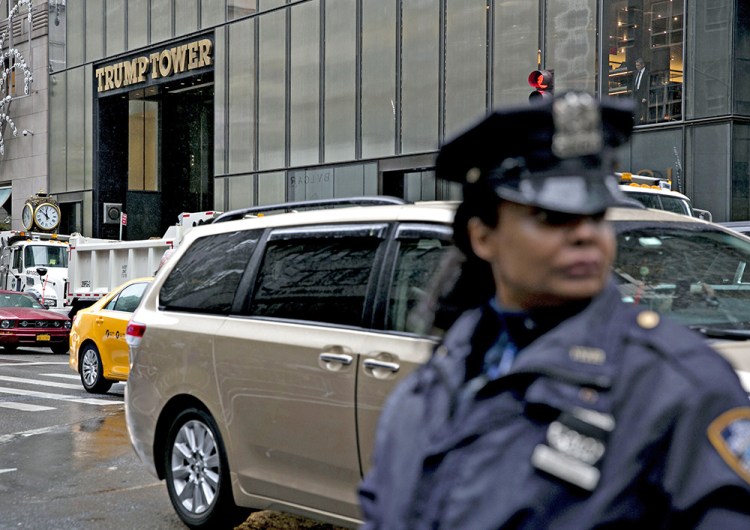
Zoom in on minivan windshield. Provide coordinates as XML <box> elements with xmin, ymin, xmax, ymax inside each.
<box><xmin>614</xmin><ymin>221</ymin><xmax>750</xmax><ymax>331</ymax></box>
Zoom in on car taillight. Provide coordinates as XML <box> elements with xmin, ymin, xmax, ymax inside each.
<box><xmin>126</xmin><ymin>321</ymin><xmax>146</xmax><ymax>348</ymax></box>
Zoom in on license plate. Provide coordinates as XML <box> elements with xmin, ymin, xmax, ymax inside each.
<box><xmin>36</xmin><ymin>334</ymin><xmax>51</xmax><ymax>341</ymax></box>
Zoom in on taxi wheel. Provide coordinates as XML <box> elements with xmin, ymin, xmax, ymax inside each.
<box><xmin>80</xmin><ymin>344</ymin><xmax>112</xmax><ymax>394</ymax></box>
<box><xmin>164</xmin><ymin>408</ymin><xmax>250</xmax><ymax>529</ymax></box>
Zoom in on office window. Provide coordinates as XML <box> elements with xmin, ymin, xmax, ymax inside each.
<box><xmin>401</xmin><ymin>0</ymin><xmax>439</xmax><ymax>153</ymax></box>
<box><xmin>361</xmin><ymin>1</ymin><xmax>396</xmax><ymax>158</ymax></box>
<box><xmin>289</xmin><ymin>0</ymin><xmax>320</xmax><ymax>166</ymax></box>
<box><xmin>605</xmin><ymin>0</ymin><xmax>685</xmax><ymax>124</ymax></box>
<box><xmin>324</xmin><ymin>0</ymin><xmax>356</xmax><ymax>162</ymax></box>
<box><xmin>444</xmin><ymin>0</ymin><xmax>486</xmax><ymax>138</ymax></box>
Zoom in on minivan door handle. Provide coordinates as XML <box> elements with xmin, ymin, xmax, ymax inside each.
<box><xmin>363</xmin><ymin>358</ymin><xmax>400</xmax><ymax>374</ymax></box>
<box><xmin>318</xmin><ymin>350</ymin><xmax>354</xmax><ymax>372</ymax></box>
<box><xmin>319</xmin><ymin>353</ymin><xmax>353</xmax><ymax>365</ymax></box>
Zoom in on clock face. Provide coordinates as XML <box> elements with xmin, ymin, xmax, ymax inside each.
<box><xmin>34</xmin><ymin>203</ymin><xmax>60</xmax><ymax>230</ymax></box>
<box><xmin>21</xmin><ymin>203</ymin><xmax>33</xmax><ymax>230</ymax></box>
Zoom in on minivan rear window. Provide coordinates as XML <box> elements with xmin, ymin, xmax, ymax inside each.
<box><xmin>159</xmin><ymin>230</ymin><xmax>261</xmax><ymax>314</ymax></box>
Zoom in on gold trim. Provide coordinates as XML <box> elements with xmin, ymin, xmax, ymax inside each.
<box><xmin>707</xmin><ymin>407</ymin><xmax>750</xmax><ymax>485</ymax></box>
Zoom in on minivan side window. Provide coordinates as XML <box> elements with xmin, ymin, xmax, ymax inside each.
<box><xmin>159</xmin><ymin>230</ymin><xmax>261</xmax><ymax>314</ymax></box>
<box><xmin>248</xmin><ymin>227</ymin><xmax>385</xmax><ymax>326</ymax></box>
<box><xmin>387</xmin><ymin>226</ymin><xmax>453</xmax><ymax>333</ymax></box>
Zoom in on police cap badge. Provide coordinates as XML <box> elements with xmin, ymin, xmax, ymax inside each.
<box><xmin>436</xmin><ymin>91</ymin><xmax>634</xmax><ymax>215</ymax></box>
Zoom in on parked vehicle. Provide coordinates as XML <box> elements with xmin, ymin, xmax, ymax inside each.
<box><xmin>66</xmin><ymin>211</ymin><xmax>218</xmax><ymax>317</ymax></box>
<box><xmin>69</xmin><ymin>277</ymin><xmax>152</xmax><ymax>393</ymax></box>
<box><xmin>618</xmin><ymin>172</ymin><xmax>712</xmax><ymax>221</ymax></box>
<box><xmin>124</xmin><ymin>199</ymin><xmax>750</xmax><ymax>529</ymax></box>
<box><xmin>0</xmin><ymin>231</ymin><xmax>70</xmax><ymax>313</ymax></box>
<box><xmin>0</xmin><ymin>290</ymin><xmax>71</xmax><ymax>353</ymax></box>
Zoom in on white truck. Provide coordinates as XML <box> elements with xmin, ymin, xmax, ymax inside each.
<box><xmin>0</xmin><ymin>231</ymin><xmax>71</xmax><ymax>313</ymax></box>
<box><xmin>618</xmin><ymin>172</ymin><xmax>713</xmax><ymax>221</ymax></box>
<box><xmin>64</xmin><ymin>211</ymin><xmax>220</xmax><ymax>316</ymax></box>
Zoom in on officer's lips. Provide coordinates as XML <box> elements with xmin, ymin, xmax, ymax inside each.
<box><xmin>560</xmin><ymin>259</ymin><xmax>606</xmax><ymax>278</ymax></box>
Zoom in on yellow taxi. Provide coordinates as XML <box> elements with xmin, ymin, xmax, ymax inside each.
<box><xmin>69</xmin><ymin>277</ymin><xmax>153</xmax><ymax>393</ymax></box>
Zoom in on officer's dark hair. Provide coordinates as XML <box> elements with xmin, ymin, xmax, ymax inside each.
<box><xmin>408</xmin><ymin>181</ymin><xmax>500</xmax><ymax>335</ymax></box>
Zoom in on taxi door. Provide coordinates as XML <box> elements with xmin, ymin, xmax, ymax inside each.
<box><xmin>98</xmin><ymin>281</ymin><xmax>150</xmax><ymax>378</ymax></box>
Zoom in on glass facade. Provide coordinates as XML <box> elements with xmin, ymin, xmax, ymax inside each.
<box><xmin>605</xmin><ymin>0</ymin><xmax>684</xmax><ymax>124</ymax></box>
<box><xmin>26</xmin><ymin>0</ymin><xmax>750</xmax><ymax>239</ymax></box>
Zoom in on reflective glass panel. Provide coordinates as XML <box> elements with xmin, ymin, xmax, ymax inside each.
<box><xmin>85</xmin><ymin>3</ymin><xmax>104</xmax><ymax>62</ymax></box>
<box><xmin>401</xmin><ymin>0</ymin><xmax>439</xmax><ymax>153</ymax></box>
<box><xmin>493</xmin><ymin>0</ymin><xmax>538</xmax><ymax>106</ymax></box>
<box><xmin>151</xmin><ymin>0</ymin><xmax>173</xmax><ymax>44</ymax></box>
<box><xmin>175</xmin><ymin>0</ymin><xmax>199</xmax><ymax>36</ymax></box>
<box><xmin>258</xmin><ymin>9</ymin><xmax>286</xmax><ymax>170</ymax></box>
<box><xmin>324</xmin><ymin>0</ymin><xmax>356</xmax><ymax>162</ymax></box>
<box><xmin>106</xmin><ymin>0</ymin><xmax>126</xmax><ymax>56</ymax></box>
<box><xmin>289</xmin><ymin>0</ymin><xmax>320</xmax><ymax>166</ymax></box>
<box><xmin>361</xmin><ymin>1</ymin><xmax>396</xmax><ymax>158</ymax></box>
<box><xmin>228</xmin><ymin>174</ymin><xmax>255</xmax><ymax>209</ymax></box>
<box><xmin>546</xmin><ymin>0</ymin><xmax>597</xmax><ymax>93</ymax></box>
<box><xmin>228</xmin><ymin>18</ymin><xmax>255</xmax><ymax>174</ymax></box>
<box><xmin>128</xmin><ymin>0</ymin><xmax>149</xmax><ymax>50</ymax></box>
<box><xmin>604</xmin><ymin>0</ymin><xmax>685</xmax><ymax>124</ymax></box>
<box><xmin>444</xmin><ymin>0</ymin><xmax>486</xmax><ymax>138</ymax></box>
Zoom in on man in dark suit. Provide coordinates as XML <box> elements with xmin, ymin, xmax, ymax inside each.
<box><xmin>633</xmin><ymin>58</ymin><xmax>649</xmax><ymax>124</ymax></box>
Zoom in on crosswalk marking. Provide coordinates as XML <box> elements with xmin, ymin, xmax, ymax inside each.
<box><xmin>0</xmin><ymin>402</ymin><xmax>55</xmax><ymax>412</ymax></box>
<box><xmin>0</xmin><ymin>386</ymin><xmax>120</xmax><ymax>405</ymax></box>
<box><xmin>40</xmin><ymin>373</ymin><xmax>80</xmax><ymax>380</ymax></box>
<box><xmin>0</xmin><ymin>375</ymin><xmax>82</xmax><ymax>390</ymax></box>
<box><xmin>0</xmin><ymin>425</ymin><xmax>62</xmax><ymax>444</ymax></box>
<box><xmin>0</xmin><ymin>468</ymin><xmax>16</xmax><ymax>474</ymax></box>
<box><xmin>0</xmin><ymin>361</ymin><xmax>68</xmax><ymax>367</ymax></box>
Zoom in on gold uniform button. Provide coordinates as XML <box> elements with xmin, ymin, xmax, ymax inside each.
<box><xmin>637</xmin><ymin>310</ymin><xmax>660</xmax><ymax>329</ymax></box>
<box><xmin>466</xmin><ymin>167</ymin><xmax>481</xmax><ymax>184</ymax></box>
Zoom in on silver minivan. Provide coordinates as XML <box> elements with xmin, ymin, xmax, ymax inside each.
<box><xmin>126</xmin><ymin>201</ymin><xmax>750</xmax><ymax>529</ymax></box>
<box><xmin>125</xmin><ymin>199</ymin><xmax>455</xmax><ymax>529</ymax></box>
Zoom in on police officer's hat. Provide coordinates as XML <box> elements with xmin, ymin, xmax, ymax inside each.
<box><xmin>436</xmin><ymin>91</ymin><xmax>634</xmax><ymax>215</ymax></box>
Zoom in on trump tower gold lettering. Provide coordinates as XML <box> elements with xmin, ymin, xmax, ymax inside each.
<box><xmin>95</xmin><ymin>39</ymin><xmax>212</xmax><ymax>93</ymax></box>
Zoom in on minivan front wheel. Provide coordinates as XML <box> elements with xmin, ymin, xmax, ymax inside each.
<box><xmin>164</xmin><ymin>408</ymin><xmax>249</xmax><ymax>529</ymax></box>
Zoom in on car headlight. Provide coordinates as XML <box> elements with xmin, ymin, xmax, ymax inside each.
<box><xmin>1</xmin><ymin>320</ymin><xmax>12</xmax><ymax>329</ymax></box>
<box><xmin>64</xmin><ymin>321</ymin><xmax>71</xmax><ymax>329</ymax></box>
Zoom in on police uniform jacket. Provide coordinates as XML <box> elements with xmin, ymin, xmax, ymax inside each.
<box><xmin>359</xmin><ymin>282</ymin><xmax>750</xmax><ymax>529</ymax></box>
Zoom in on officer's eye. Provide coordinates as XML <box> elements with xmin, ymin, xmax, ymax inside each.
<box><xmin>531</xmin><ymin>208</ymin><xmax>606</xmax><ymax>227</ymax></box>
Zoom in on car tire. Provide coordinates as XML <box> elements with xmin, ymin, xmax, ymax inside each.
<box><xmin>3</xmin><ymin>345</ymin><xmax>17</xmax><ymax>353</ymax></box>
<box><xmin>79</xmin><ymin>344</ymin><xmax>112</xmax><ymax>394</ymax></box>
<box><xmin>51</xmin><ymin>344</ymin><xmax>69</xmax><ymax>355</ymax></box>
<box><xmin>164</xmin><ymin>408</ymin><xmax>250</xmax><ymax>529</ymax></box>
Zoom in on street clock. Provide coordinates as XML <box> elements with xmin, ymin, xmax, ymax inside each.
<box><xmin>21</xmin><ymin>202</ymin><xmax>33</xmax><ymax>230</ymax></box>
<box><xmin>22</xmin><ymin>192</ymin><xmax>61</xmax><ymax>232</ymax></box>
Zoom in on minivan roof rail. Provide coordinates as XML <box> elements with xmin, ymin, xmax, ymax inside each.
<box><xmin>213</xmin><ymin>196</ymin><xmax>407</xmax><ymax>223</ymax></box>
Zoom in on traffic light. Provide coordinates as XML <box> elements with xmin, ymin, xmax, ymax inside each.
<box><xmin>528</xmin><ymin>69</ymin><xmax>554</xmax><ymax>102</ymax></box>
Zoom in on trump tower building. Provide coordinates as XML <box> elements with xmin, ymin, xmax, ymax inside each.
<box><xmin>0</xmin><ymin>0</ymin><xmax>746</xmax><ymax>237</ymax></box>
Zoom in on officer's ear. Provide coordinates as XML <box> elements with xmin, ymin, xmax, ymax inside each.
<box><xmin>467</xmin><ymin>216</ymin><xmax>497</xmax><ymax>263</ymax></box>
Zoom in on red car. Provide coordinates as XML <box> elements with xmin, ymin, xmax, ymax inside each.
<box><xmin>0</xmin><ymin>290</ymin><xmax>71</xmax><ymax>354</ymax></box>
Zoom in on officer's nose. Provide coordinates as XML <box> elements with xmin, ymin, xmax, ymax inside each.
<box><xmin>567</xmin><ymin>215</ymin><xmax>606</xmax><ymax>245</ymax></box>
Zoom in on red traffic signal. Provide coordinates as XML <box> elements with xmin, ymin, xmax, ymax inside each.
<box><xmin>528</xmin><ymin>69</ymin><xmax>554</xmax><ymax>101</ymax></box>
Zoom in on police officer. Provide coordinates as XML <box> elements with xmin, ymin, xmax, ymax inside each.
<box><xmin>358</xmin><ymin>92</ymin><xmax>750</xmax><ymax>528</ymax></box>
